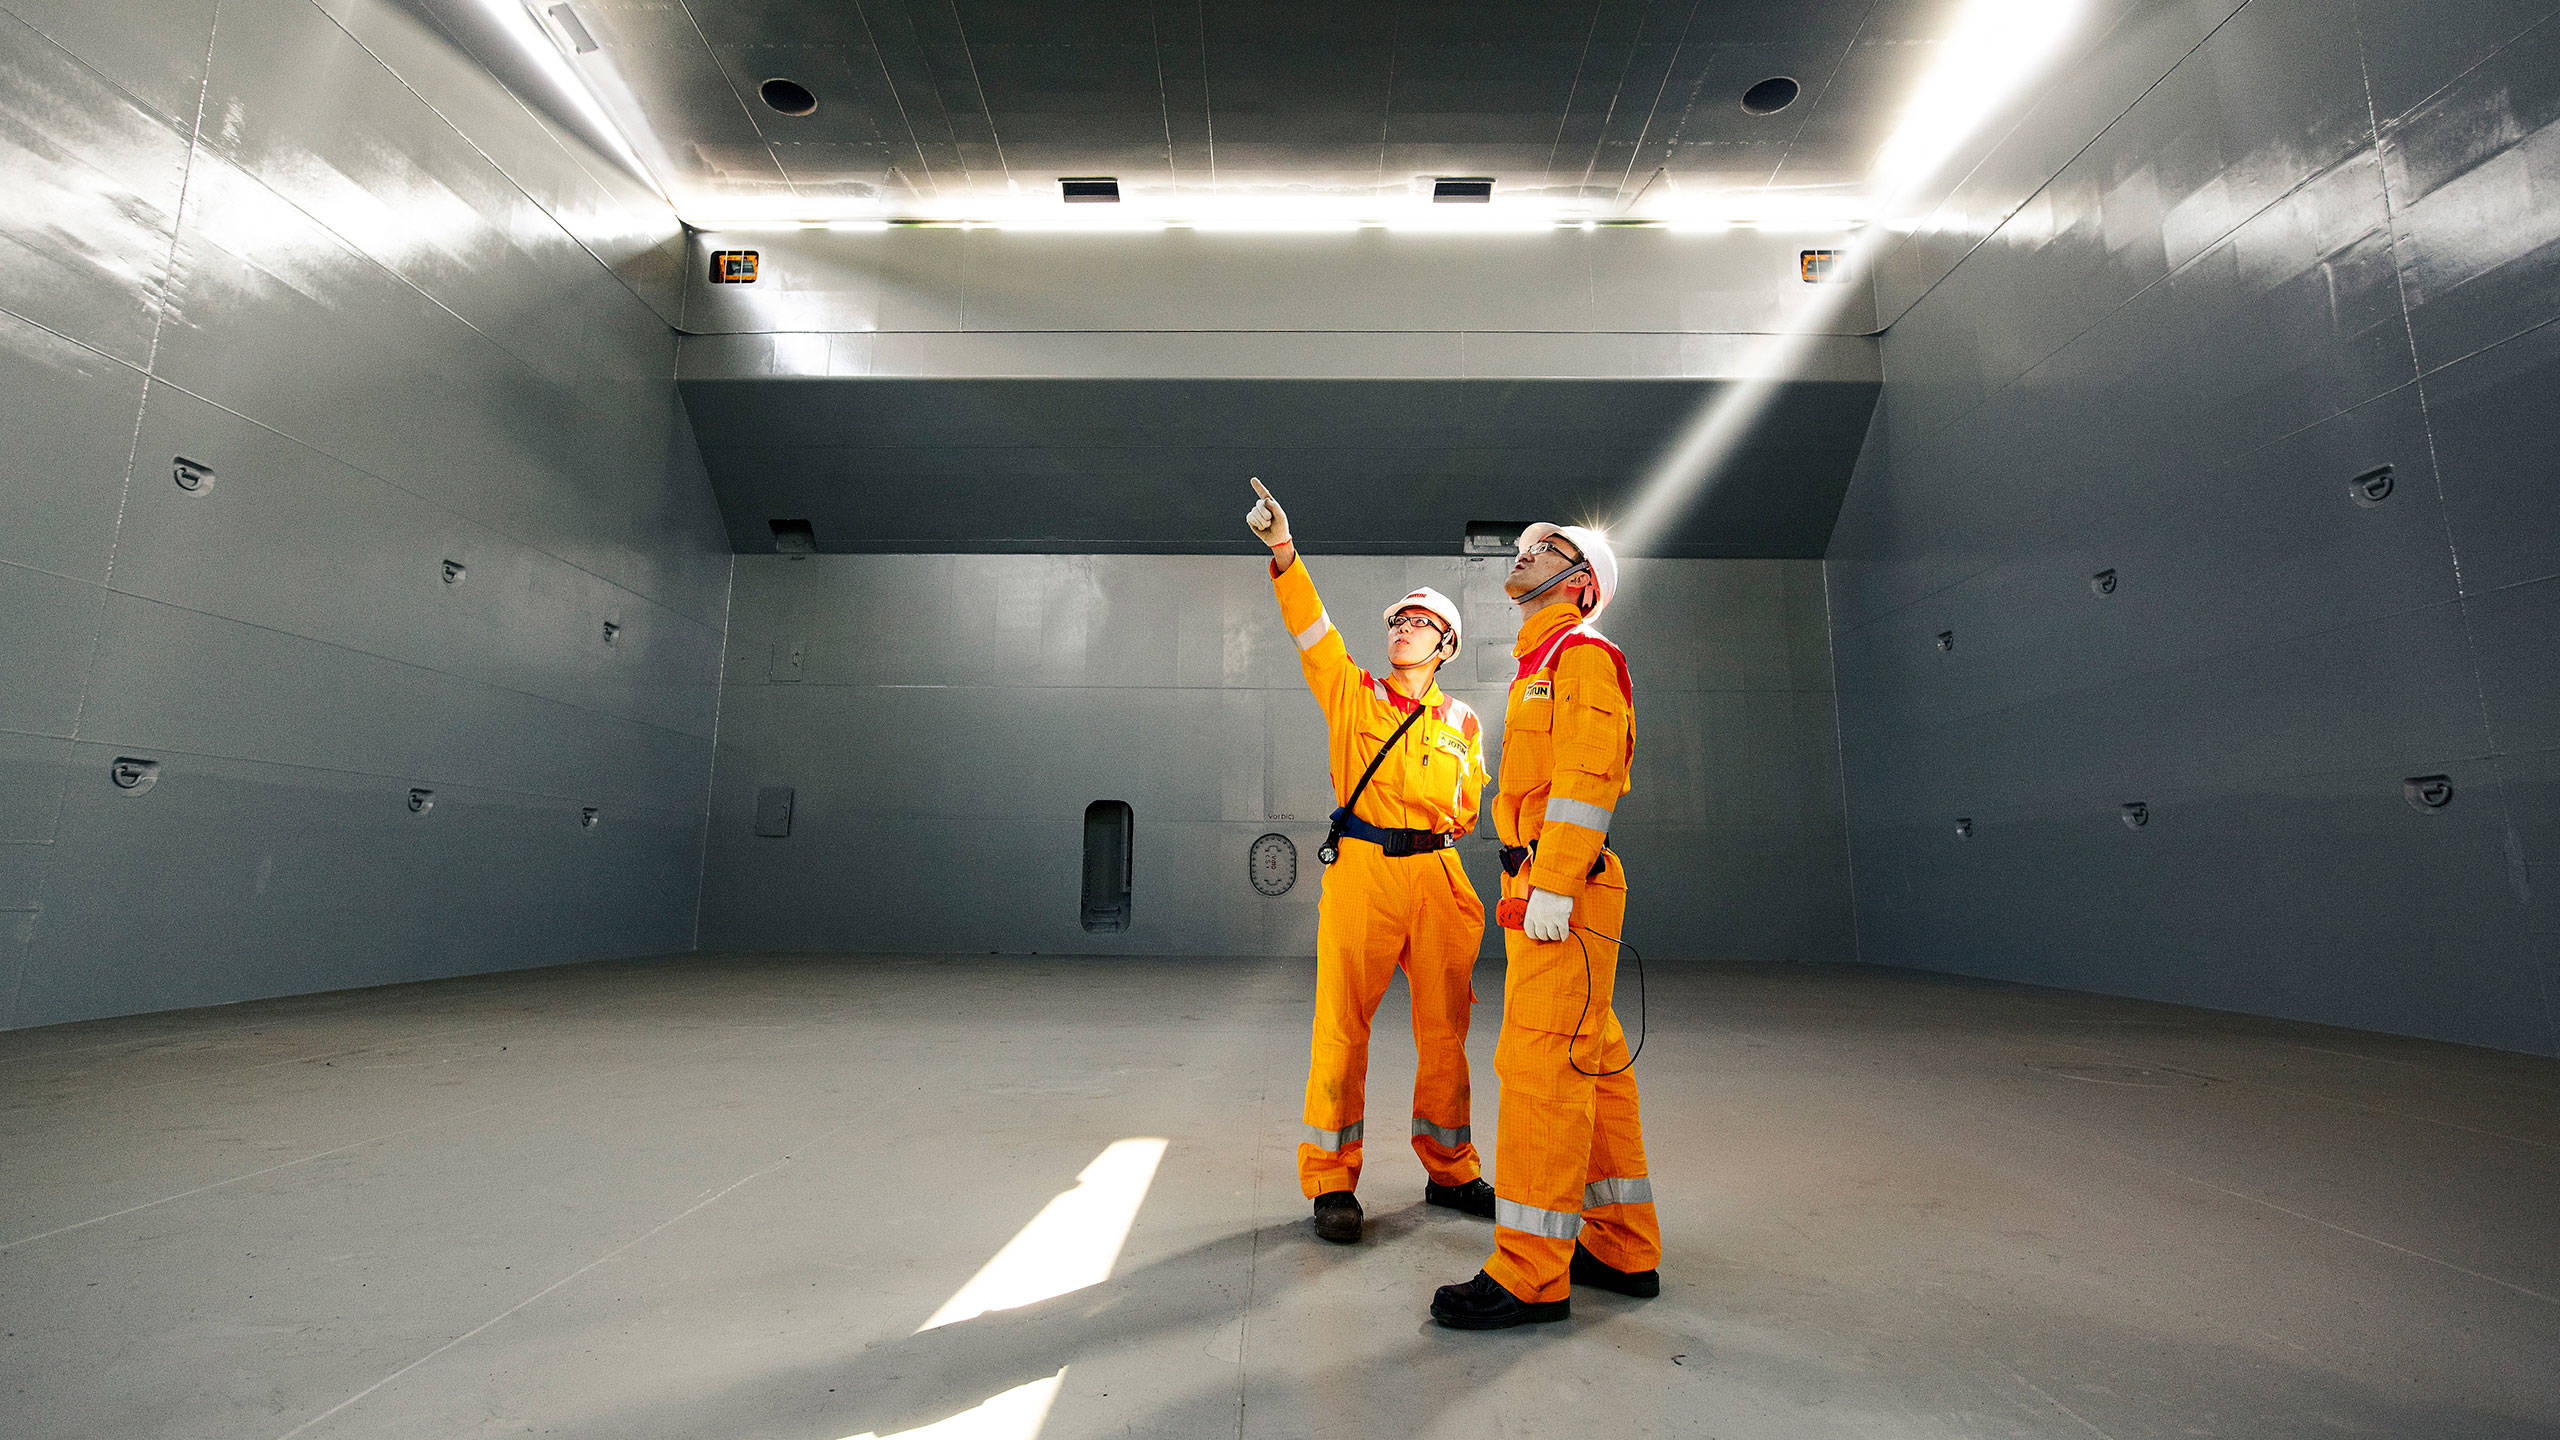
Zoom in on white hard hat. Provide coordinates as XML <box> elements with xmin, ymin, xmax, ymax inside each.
<box><xmin>1384</xmin><ymin>586</ymin><xmax>1463</xmax><ymax>657</ymax></box>
<box><xmin>1517</xmin><ymin>522</ymin><xmax>1619</xmax><ymax>618</ymax></box>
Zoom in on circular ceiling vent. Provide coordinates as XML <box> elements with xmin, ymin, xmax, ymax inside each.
<box><xmin>760</xmin><ymin>78</ymin><xmax>818</xmax><ymax>116</ymax></box>
<box><xmin>1741</xmin><ymin>76</ymin><xmax>1800</xmax><ymax>115</ymax></box>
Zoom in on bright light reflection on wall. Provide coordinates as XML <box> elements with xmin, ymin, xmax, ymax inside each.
<box><xmin>840</xmin><ymin>1138</ymin><xmax>1168</xmax><ymax>1440</ymax></box>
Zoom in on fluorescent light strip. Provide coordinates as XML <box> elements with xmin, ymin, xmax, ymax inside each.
<box><xmin>479</xmin><ymin>0</ymin><xmax>672</xmax><ymax>210</ymax></box>
<box><xmin>685</xmin><ymin>216</ymin><xmax>1864</xmax><ymax>234</ymax></box>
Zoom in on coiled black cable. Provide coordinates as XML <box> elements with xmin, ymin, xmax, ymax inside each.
<box><xmin>1565</xmin><ymin>925</ymin><xmax>1645</xmax><ymax>1077</ymax></box>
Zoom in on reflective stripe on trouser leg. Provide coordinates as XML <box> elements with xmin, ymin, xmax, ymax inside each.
<box><xmin>1412</xmin><ymin>1116</ymin><xmax>1471</xmax><ymax>1147</ymax></box>
<box><xmin>1494</xmin><ymin>1197</ymin><xmax>1582</xmax><ymax>1239</ymax></box>
<box><xmin>1484</xmin><ymin>1022</ymin><xmax>1601</xmax><ymax>1304</ymax></box>
<box><xmin>1577</xmin><ymin>1036</ymin><xmax>1661</xmax><ymax>1275</ymax></box>
<box><xmin>1304</xmin><ymin>1120</ymin><xmax>1364</xmax><ymax>1150</ymax></box>
<box><xmin>1582</xmin><ymin>1176</ymin><xmax>1651</xmax><ymax>1208</ymax></box>
<box><xmin>1403</xmin><ymin>848</ymin><xmax>1485</xmax><ymax>1186</ymax></box>
<box><xmin>1483</xmin><ymin>875</ymin><xmax>1648</xmax><ymax>1303</ymax></box>
<box><xmin>1300</xmin><ymin>842</ymin><xmax>1392</xmax><ymax>1197</ymax></box>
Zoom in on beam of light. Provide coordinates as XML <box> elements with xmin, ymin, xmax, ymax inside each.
<box><xmin>837</xmin><ymin>1138</ymin><xmax>1168</xmax><ymax>1440</ymax></box>
<box><xmin>917</xmin><ymin>1138</ymin><xmax>1167</xmax><ymax>1330</ymax></box>
<box><xmin>1610</xmin><ymin>0</ymin><xmax>2087</xmax><ymax>558</ymax></box>
<box><xmin>467</xmin><ymin>0</ymin><xmax>674</xmax><ymax>212</ymax></box>
<box><xmin>842</xmin><ymin>1374</ymin><xmax>1067</xmax><ymax>1440</ymax></box>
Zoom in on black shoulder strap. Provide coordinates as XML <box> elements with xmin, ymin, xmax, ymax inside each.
<box><xmin>1321</xmin><ymin>697</ymin><xmax>1428</xmax><ymax>863</ymax></box>
<box><xmin>1343</xmin><ymin>699</ymin><xmax>1428</xmax><ymax>824</ymax></box>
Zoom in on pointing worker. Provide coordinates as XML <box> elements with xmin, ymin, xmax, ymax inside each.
<box><xmin>1432</xmin><ymin>522</ymin><xmax>1661</xmax><ymax>1328</ymax></box>
<box><xmin>1246</xmin><ymin>478</ymin><xmax>1497</xmax><ymax>1244</ymax></box>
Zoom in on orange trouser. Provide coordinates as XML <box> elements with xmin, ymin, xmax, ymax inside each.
<box><xmin>1484</xmin><ymin>859</ymin><xmax>1660</xmax><ymax>1303</ymax></box>
<box><xmin>1298</xmin><ymin>837</ymin><xmax>1485</xmax><ymax>1196</ymax></box>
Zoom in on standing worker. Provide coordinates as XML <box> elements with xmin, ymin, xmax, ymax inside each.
<box><xmin>1245</xmin><ymin>478</ymin><xmax>1497</xmax><ymax>1244</ymax></box>
<box><xmin>1431</xmin><ymin>523</ymin><xmax>1661</xmax><ymax>1329</ymax></box>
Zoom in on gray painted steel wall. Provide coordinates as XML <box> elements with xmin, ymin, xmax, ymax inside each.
<box><xmin>699</xmin><ymin>555</ymin><xmax>1851</xmax><ymax>965</ymax></box>
<box><xmin>680</xmin><ymin>377</ymin><xmax>1880</xmax><ymax>559</ymax></box>
<box><xmin>0</xmin><ymin>0</ymin><xmax>730</xmax><ymax>1027</ymax></box>
<box><xmin>1829</xmin><ymin>0</ymin><xmax>2560</xmax><ymax>1054</ymax></box>
<box><xmin>671</xmin><ymin>224</ymin><xmax>1884</xmax><ymax>561</ymax></box>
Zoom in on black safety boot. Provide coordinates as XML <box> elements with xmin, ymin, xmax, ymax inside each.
<box><xmin>1311</xmin><ymin>1190</ymin><xmax>1363</xmax><ymax>1244</ymax></box>
<box><xmin>1430</xmin><ymin>1271</ymin><xmax>1569</xmax><ymax>1330</ymax></box>
<box><xmin>1423</xmin><ymin>1177</ymin><xmax>1497</xmax><ymax>1218</ymax></box>
<box><xmin>1570</xmin><ymin>1241</ymin><xmax>1661</xmax><ymax>1298</ymax></box>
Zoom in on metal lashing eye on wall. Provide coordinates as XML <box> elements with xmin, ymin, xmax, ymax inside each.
<box><xmin>2121</xmin><ymin>801</ymin><xmax>2149</xmax><ymax>829</ymax></box>
<box><xmin>2403</xmin><ymin>774</ymin><xmax>2453</xmax><ymax>811</ymax></box>
<box><xmin>110</xmin><ymin>757</ymin><xmax>161</xmax><ymax>793</ymax></box>
<box><xmin>753</xmin><ymin>786</ymin><xmax>795</xmax><ymax>838</ymax></box>
<box><xmin>1250</xmin><ymin>833</ymin><xmax>1298</xmax><ymax>895</ymax></box>
<box><xmin>1953</xmin><ymin>817</ymin><xmax>1973</xmax><ymax>839</ymax></box>
<box><xmin>172</xmin><ymin>457</ymin><xmax>214</xmax><ymax>493</ymax></box>
<box><xmin>1936</xmin><ymin>630</ymin><xmax>1955</xmax><ymax>652</ymax></box>
<box><xmin>602</xmin><ymin>621</ymin><xmax>622</xmax><ymax>645</ymax></box>
<box><xmin>441</xmin><ymin>559</ymin><xmax>465</xmax><ymax>585</ymax></box>
<box><xmin>580</xmin><ymin>807</ymin><xmax>600</xmax><ymax>829</ymax></box>
<box><xmin>2349</xmin><ymin>465</ymin><xmax>2394</xmax><ymax>508</ymax></box>
<box><xmin>408</xmin><ymin>788</ymin><xmax>434</xmax><ymax>814</ymax></box>
<box><xmin>2090</xmin><ymin>568</ymin><xmax>2118</xmax><ymax>596</ymax></box>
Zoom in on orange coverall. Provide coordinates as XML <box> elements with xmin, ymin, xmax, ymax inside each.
<box><xmin>1272</xmin><ymin>555</ymin><xmax>1490</xmax><ymax>1197</ymax></box>
<box><xmin>1483</xmin><ymin>600</ymin><xmax>1659</xmax><ymax>1303</ymax></box>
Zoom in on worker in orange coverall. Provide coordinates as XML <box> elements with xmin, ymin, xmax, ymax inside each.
<box><xmin>1246</xmin><ymin>478</ymin><xmax>1495</xmax><ymax>1245</ymax></box>
<box><xmin>1431</xmin><ymin>522</ymin><xmax>1661</xmax><ymax>1329</ymax></box>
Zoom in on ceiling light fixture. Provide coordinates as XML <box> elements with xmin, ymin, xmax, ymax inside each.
<box><xmin>542</xmin><ymin>3</ymin><xmax>597</xmax><ymax>53</ymax></box>
<box><xmin>476</xmin><ymin>0</ymin><xmax>672</xmax><ymax>209</ymax></box>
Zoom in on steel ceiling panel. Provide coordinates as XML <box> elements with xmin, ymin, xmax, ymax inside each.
<box><xmin>552</xmin><ymin>0</ymin><xmax>1970</xmax><ymax>213</ymax></box>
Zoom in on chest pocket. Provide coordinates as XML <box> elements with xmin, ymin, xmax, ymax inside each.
<box><xmin>1508</xmin><ymin>676</ymin><xmax>1555</xmax><ymax>737</ymax></box>
<box><xmin>1431</xmin><ymin>725</ymin><xmax>1470</xmax><ymax>762</ymax></box>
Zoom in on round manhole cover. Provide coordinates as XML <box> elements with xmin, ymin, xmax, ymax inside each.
<box><xmin>2026</xmin><ymin>1060</ymin><xmax>2215</xmax><ymax>1088</ymax></box>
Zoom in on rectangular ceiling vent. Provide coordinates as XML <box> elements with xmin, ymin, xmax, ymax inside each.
<box><xmin>1060</xmin><ymin>177</ymin><xmax>1121</xmax><ymax>203</ymax></box>
<box><xmin>769</xmin><ymin>518</ymin><xmax>816</xmax><ymax>554</ymax></box>
<box><xmin>544</xmin><ymin>3</ymin><xmax>599</xmax><ymax>53</ymax></box>
<box><xmin>1463</xmin><ymin>521</ymin><xmax>1531</xmax><ymax>556</ymax></box>
<box><xmin>1433</xmin><ymin>177</ymin><xmax>1494</xmax><ymax>203</ymax></box>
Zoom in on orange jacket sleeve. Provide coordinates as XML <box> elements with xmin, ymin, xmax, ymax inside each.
<box><xmin>1527</xmin><ymin>642</ymin><xmax>1634</xmax><ymax>896</ymax></box>
<box><xmin>1270</xmin><ymin>554</ymin><xmax>1367</xmax><ymax>723</ymax></box>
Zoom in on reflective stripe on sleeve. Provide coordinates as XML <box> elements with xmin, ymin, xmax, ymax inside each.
<box><xmin>1302</xmin><ymin>1119</ymin><xmax>1364</xmax><ymax>1151</ymax></box>
<box><xmin>1543</xmin><ymin>796</ymin><xmax>1615</xmax><ymax>832</ymax></box>
<box><xmin>1495</xmin><ymin>1196</ymin><xmax>1584</xmax><ymax>1239</ymax></box>
<box><xmin>1411</xmin><ymin>1116</ymin><xmax>1471</xmax><ymax>1147</ymax></box>
<box><xmin>1583</xmin><ymin>1175</ymin><xmax>1653</xmax><ymax>1209</ymax></box>
<box><xmin>1293</xmin><ymin>611</ymin><xmax>1333</xmax><ymax>651</ymax></box>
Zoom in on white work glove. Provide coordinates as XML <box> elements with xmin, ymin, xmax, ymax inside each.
<box><xmin>1522</xmin><ymin>887</ymin><xmax>1574</xmax><ymax>942</ymax></box>
<box><xmin>1245</xmin><ymin>477</ymin><xmax>1291</xmax><ymax>548</ymax></box>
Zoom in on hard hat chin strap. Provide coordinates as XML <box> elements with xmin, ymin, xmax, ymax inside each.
<box><xmin>1515</xmin><ymin>558</ymin><xmax>1591</xmax><ymax>607</ymax></box>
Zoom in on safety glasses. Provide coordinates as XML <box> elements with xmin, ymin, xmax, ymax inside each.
<box><xmin>1518</xmin><ymin>538</ymin><xmax>1579</xmax><ymax>563</ymax></box>
<box><xmin>1385</xmin><ymin>614</ymin><xmax>1447</xmax><ymax>635</ymax></box>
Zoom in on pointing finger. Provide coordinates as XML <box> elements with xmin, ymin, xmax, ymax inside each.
<box><xmin>1249</xmin><ymin>477</ymin><xmax>1273</xmax><ymax>501</ymax></box>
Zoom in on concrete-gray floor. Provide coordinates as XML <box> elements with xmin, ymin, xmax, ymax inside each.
<box><xmin>2</xmin><ymin>956</ymin><xmax>2555</xmax><ymax>1440</ymax></box>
